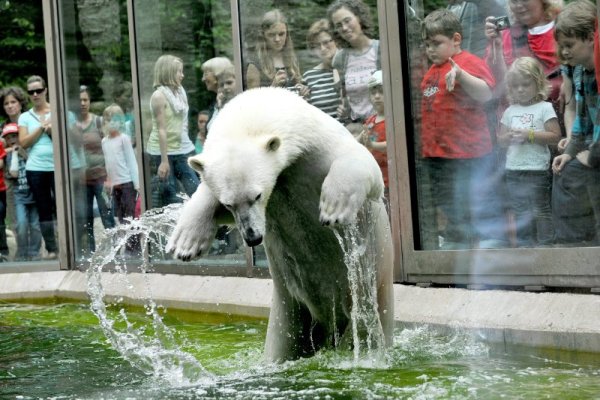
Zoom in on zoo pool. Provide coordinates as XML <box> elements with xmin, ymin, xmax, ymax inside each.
<box><xmin>2</xmin><ymin>301</ymin><xmax>600</xmax><ymax>399</ymax></box>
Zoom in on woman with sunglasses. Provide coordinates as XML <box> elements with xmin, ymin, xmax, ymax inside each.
<box><xmin>17</xmin><ymin>75</ymin><xmax>58</xmax><ymax>260</ymax></box>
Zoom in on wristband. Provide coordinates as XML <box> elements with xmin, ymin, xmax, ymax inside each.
<box><xmin>528</xmin><ymin>129</ymin><xmax>535</xmax><ymax>144</ymax></box>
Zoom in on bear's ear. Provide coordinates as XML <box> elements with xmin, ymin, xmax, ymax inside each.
<box><xmin>188</xmin><ymin>155</ymin><xmax>205</xmax><ymax>173</ymax></box>
<box><xmin>265</xmin><ymin>136</ymin><xmax>281</xmax><ymax>152</ymax></box>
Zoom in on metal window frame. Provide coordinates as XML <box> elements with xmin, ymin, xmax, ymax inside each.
<box><xmin>37</xmin><ymin>0</ymin><xmax>600</xmax><ymax>289</ymax></box>
<box><xmin>385</xmin><ymin>0</ymin><xmax>600</xmax><ymax>289</ymax></box>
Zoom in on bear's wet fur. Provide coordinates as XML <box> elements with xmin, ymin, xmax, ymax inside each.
<box><xmin>167</xmin><ymin>87</ymin><xmax>394</xmax><ymax>362</ymax></box>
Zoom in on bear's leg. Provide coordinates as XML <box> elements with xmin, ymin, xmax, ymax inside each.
<box><xmin>264</xmin><ymin>282</ymin><xmax>323</xmax><ymax>362</ymax></box>
<box><xmin>166</xmin><ymin>183</ymin><xmax>220</xmax><ymax>260</ymax></box>
<box><xmin>374</xmin><ymin>202</ymin><xmax>395</xmax><ymax>346</ymax></box>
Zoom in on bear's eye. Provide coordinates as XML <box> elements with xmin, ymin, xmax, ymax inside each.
<box><xmin>254</xmin><ymin>193</ymin><xmax>262</xmax><ymax>202</ymax></box>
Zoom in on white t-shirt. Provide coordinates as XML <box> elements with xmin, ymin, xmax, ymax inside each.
<box><xmin>500</xmin><ymin>101</ymin><xmax>557</xmax><ymax>171</ymax></box>
<box><xmin>336</xmin><ymin>40</ymin><xmax>379</xmax><ymax>122</ymax></box>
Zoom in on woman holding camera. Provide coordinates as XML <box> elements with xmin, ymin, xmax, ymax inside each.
<box><xmin>484</xmin><ymin>0</ymin><xmax>563</xmax><ymax>103</ymax></box>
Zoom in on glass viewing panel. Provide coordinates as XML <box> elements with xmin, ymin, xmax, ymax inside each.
<box><xmin>57</xmin><ymin>0</ymin><xmax>139</xmax><ymax>263</ymax></box>
<box><xmin>404</xmin><ymin>0</ymin><xmax>592</xmax><ymax>252</ymax></box>
<box><xmin>238</xmin><ymin>0</ymin><xmax>383</xmax><ymax>266</ymax></box>
<box><xmin>132</xmin><ymin>0</ymin><xmax>246</xmax><ymax>266</ymax></box>
<box><xmin>0</xmin><ymin>3</ymin><xmax>51</xmax><ymax>264</ymax></box>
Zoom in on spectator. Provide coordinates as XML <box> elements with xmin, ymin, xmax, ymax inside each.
<box><xmin>497</xmin><ymin>57</ymin><xmax>561</xmax><ymax>246</ymax></box>
<box><xmin>201</xmin><ymin>57</ymin><xmax>233</xmax><ymax>131</ymax></box>
<box><xmin>195</xmin><ymin>110</ymin><xmax>209</xmax><ymax>154</ymax></box>
<box><xmin>17</xmin><ymin>76</ymin><xmax>58</xmax><ymax>260</ymax></box>
<box><xmin>216</xmin><ymin>65</ymin><xmax>237</xmax><ymax>108</ymax></box>
<box><xmin>101</xmin><ymin>104</ymin><xmax>140</xmax><ymax>256</ymax></box>
<box><xmin>419</xmin><ymin>9</ymin><xmax>506</xmax><ymax>250</ymax></box>
<box><xmin>303</xmin><ymin>19</ymin><xmax>344</xmax><ymax>120</ymax></box>
<box><xmin>245</xmin><ymin>9</ymin><xmax>308</xmax><ymax>97</ymax></box>
<box><xmin>3</xmin><ymin>123</ymin><xmax>41</xmax><ymax>261</ymax></box>
<box><xmin>0</xmin><ymin>124</ymin><xmax>10</xmax><ymax>261</ymax></box>
<box><xmin>1</xmin><ymin>86</ymin><xmax>29</xmax><ymax>246</ymax></box>
<box><xmin>358</xmin><ymin>70</ymin><xmax>388</xmax><ymax>198</ymax></box>
<box><xmin>76</xmin><ymin>85</ymin><xmax>115</xmax><ymax>254</ymax></box>
<box><xmin>146</xmin><ymin>55</ymin><xmax>199</xmax><ymax>208</ymax></box>
<box><xmin>112</xmin><ymin>81</ymin><xmax>135</xmax><ymax>145</ymax></box>
<box><xmin>328</xmin><ymin>0</ymin><xmax>380</xmax><ymax>130</ymax></box>
<box><xmin>1</xmin><ymin>86</ymin><xmax>27</xmax><ymax>126</ymax></box>
<box><xmin>447</xmin><ymin>0</ymin><xmax>487</xmax><ymax>57</ymax></box>
<box><xmin>484</xmin><ymin>0</ymin><xmax>563</xmax><ymax>109</ymax></box>
<box><xmin>551</xmin><ymin>0</ymin><xmax>600</xmax><ymax>245</ymax></box>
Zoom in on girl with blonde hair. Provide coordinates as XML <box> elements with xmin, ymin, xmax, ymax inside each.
<box><xmin>497</xmin><ymin>57</ymin><xmax>561</xmax><ymax>246</ymax></box>
<box><xmin>246</xmin><ymin>9</ymin><xmax>307</xmax><ymax>96</ymax></box>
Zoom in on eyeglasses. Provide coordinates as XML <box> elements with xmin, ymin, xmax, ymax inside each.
<box><xmin>311</xmin><ymin>39</ymin><xmax>334</xmax><ymax>49</ymax></box>
<box><xmin>27</xmin><ymin>88</ymin><xmax>45</xmax><ymax>96</ymax></box>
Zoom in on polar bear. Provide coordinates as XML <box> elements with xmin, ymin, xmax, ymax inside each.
<box><xmin>167</xmin><ymin>87</ymin><xmax>394</xmax><ymax>362</ymax></box>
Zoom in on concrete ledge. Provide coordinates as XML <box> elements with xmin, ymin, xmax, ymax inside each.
<box><xmin>1</xmin><ymin>271</ymin><xmax>599</xmax><ymax>353</ymax></box>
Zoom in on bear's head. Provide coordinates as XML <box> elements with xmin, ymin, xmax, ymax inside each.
<box><xmin>188</xmin><ymin>135</ymin><xmax>284</xmax><ymax>247</ymax></box>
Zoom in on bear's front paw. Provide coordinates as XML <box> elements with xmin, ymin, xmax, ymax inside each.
<box><xmin>319</xmin><ymin>190</ymin><xmax>365</xmax><ymax>227</ymax></box>
<box><xmin>166</xmin><ymin>221</ymin><xmax>217</xmax><ymax>261</ymax></box>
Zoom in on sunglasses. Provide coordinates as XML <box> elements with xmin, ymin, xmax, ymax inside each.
<box><xmin>27</xmin><ymin>88</ymin><xmax>45</xmax><ymax>96</ymax></box>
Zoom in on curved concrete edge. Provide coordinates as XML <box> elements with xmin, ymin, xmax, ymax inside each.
<box><xmin>1</xmin><ymin>271</ymin><xmax>599</xmax><ymax>352</ymax></box>
<box><xmin>394</xmin><ymin>285</ymin><xmax>600</xmax><ymax>353</ymax></box>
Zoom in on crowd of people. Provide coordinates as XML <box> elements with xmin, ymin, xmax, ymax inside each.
<box><xmin>4</xmin><ymin>0</ymin><xmax>600</xmax><ymax>260</ymax></box>
<box><xmin>419</xmin><ymin>0</ymin><xmax>600</xmax><ymax>250</ymax></box>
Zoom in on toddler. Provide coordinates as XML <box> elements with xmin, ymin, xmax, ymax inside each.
<box><xmin>498</xmin><ymin>57</ymin><xmax>561</xmax><ymax>246</ymax></box>
<box><xmin>101</xmin><ymin>104</ymin><xmax>139</xmax><ymax>254</ymax></box>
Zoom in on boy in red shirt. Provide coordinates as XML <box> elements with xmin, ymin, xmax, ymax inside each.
<box><xmin>420</xmin><ymin>9</ymin><xmax>506</xmax><ymax>250</ymax></box>
<box><xmin>360</xmin><ymin>70</ymin><xmax>388</xmax><ymax>199</ymax></box>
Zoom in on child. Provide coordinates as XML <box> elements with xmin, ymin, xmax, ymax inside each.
<box><xmin>551</xmin><ymin>0</ymin><xmax>600</xmax><ymax>245</ymax></box>
<box><xmin>498</xmin><ymin>57</ymin><xmax>561</xmax><ymax>246</ymax></box>
<box><xmin>100</xmin><ymin>104</ymin><xmax>139</xmax><ymax>254</ymax></box>
<box><xmin>195</xmin><ymin>110</ymin><xmax>209</xmax><ymax>154</ymax></box>
<box><xmin>420</xmin><ymin>9</ymin><xmax>506</xmax><ymax>250</ymax></box>
<box><xmin>359</xmin><ymin>70</ymin><xmax>388</xmax><ymax>198</ymax></box>
<box><xmin>216</xmin><ymin>65</ymin><xmax>237</xmax><ymax>109</ymax></box>
<box><xmin>3</xmin><ymin>123</ymin><xmax>40</xmax><ymax>260</ymax></box>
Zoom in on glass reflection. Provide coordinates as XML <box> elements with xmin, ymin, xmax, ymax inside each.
<box><xmin>239</xmin><ymin>0</ymin><xmax>383</xmax><ymax>266</ymax></box>
<box><xmin>406</xmin><ymin>1</ymin><xmax>600</xmax><ymax>251</ymax></box>
<box><xmin>134</xmin><ymin>0</ymin><xmax>245</xmax><ymax>263</ymax></box>
<box><xmin>147</xmin><ymin>55</ymin><xmax>199</xmax><ymax>209</ymax></box>
<box><xmin>74</xmin><ymin>85</ymin><xmax>115</xmax><ymax>256</ymax></box>
<box><xmin>59</xmin><ymin>0</ymin><xmax>137</xmax><ymax>262</ymax></box>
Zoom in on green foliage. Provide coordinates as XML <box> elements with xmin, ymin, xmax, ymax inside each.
<box><xmin>0</xmin><ymin>0</ymin><xmax>46</xmax><ymax>89</ymax></box>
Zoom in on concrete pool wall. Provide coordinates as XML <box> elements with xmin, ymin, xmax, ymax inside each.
<box><xmin>1</xmin><ymin>271</ymin><xmax>599</xmax><ymax>353</ymax></box>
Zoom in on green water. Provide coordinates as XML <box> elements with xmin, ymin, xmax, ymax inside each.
<box><xmin>1</xmin><ymin>301</ymin><xmax>600</xmax><ymax>399</ymax></box>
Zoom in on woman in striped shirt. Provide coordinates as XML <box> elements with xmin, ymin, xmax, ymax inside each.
<box><xmin>302</xmin><ymin>19</ymin><xmax>344</xmax><ymax>120</ymax></box>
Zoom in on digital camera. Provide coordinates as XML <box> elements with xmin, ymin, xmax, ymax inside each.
<box><xmin>492</xmin><ymin>16</ymin><xmax>510</xmax><ymax>31</ymax></box>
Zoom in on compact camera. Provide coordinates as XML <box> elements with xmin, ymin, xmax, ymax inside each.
<box><xmin>492</xmin><ymin>16</ymin><xmax>510</xmax><ymax>31</ymax></box>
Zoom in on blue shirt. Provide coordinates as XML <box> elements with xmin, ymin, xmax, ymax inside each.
<box><xmin>18</xmin><ymin>109</ymin><xmax>54</xmax><ymax>171</ymax></box>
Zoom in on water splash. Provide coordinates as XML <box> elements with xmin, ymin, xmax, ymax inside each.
<box><xmin>85</xmin><ymin>201</ymin><xmax>215</xmax><ymax>387</ymax></box>
<box><xmin>333</xmin><ymin>203</ymin><xmax>386</xmax><ymax>365</ymax></box>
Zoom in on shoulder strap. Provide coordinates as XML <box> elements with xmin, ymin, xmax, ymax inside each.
<box><xmin>374</xmin><ymin>40</ymin><xmax>381</xmax><ymax>70</ymax></box>
<box><xmin>28</xmin><ymin>109</ymin><xmax>40</xmax><ymax>122</ymax></box>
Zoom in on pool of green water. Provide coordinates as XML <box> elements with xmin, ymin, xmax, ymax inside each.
<box><xmin>1</xmin><ymin>300</ymin><xmax>600</xmax><ymax>399</ymax></box>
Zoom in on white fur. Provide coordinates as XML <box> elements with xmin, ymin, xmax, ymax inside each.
<box><xmin>167</xmin><ymin>87</ymin><xmax>393</xmax><ymax>362</ymax></box>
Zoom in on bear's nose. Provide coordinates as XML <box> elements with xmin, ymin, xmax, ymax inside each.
<box><xmin>244</xmin><ymin>227</ymin><xmax>263</xmax><ymax>247</ymax></box>
<box><xmin>245</xmin><ymin>235</ymin><xmax>263</xmax><ymax>247</ymax></box>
